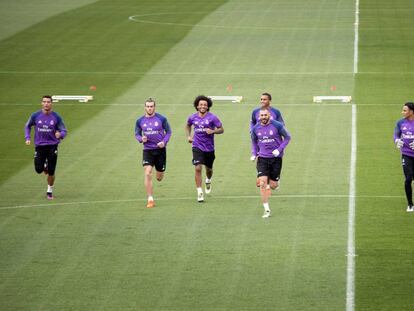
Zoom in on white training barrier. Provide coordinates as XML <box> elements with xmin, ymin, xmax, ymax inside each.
<box><xmin>313</xmin><ymin>96</ymin><xmax>352</xmax><ymax>103</ymax></box>
<box><xmin>52</xmin><ymin>95</ymin><xmax>94</xmax><ymax>103</ymax></box>
<box><xmin>207</xmin><ymin>95</ymin><xmax>243</xmax><ymax>103</ymax></box>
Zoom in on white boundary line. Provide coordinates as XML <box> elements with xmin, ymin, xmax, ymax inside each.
<box><xmin>346</xmin><ymin>104</ymin><xmax>357</xmax><ymax>311</ymax></box>
<box><xmin>0</xmin><ymin>70</ymin><xmax>355</xmax><ymax>75</ymax></box>
<box><xmin>353</xmin><ymin>0</ymin><xmax>359</xmax><ymax>75</ymax></box>
<box><xmin>1</xmin><ymin>71</ymin><xmax>413</xmax><ymax>75</ymax></box>
<box><xmin>0</xmin><ymin>102</ymin><xmax>403</xmax><ymax>107</ymax></box>
<box><xmin>0</xmin><ymin>194</ymin><xmax>403</xmax><ymax>211</ymax></box>
<box><xmin>347</xmin><ymin>1</ymin><xmax>359</xmax><ymax>308</ymax></box>
<box><xmin>128</xmin><ymin>14</ymin><xmax>354</xmax><ymax>31</ymax></box>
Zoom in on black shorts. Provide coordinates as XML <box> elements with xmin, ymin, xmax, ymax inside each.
<box><xmin>257</xmin><ymin>157</ymin><xmax>282</xmax><ymax>181</ymax></box>
<box><xmin>192</xmin><ymin>147</ymin><xmax>215</xmax><ymax>169</ymax></box>
<box><xmin>143</xmin><ymin>148</ymin><xmax>166</xmax><ymax>172</ymax></box>
<box><xmin>402</xmin><ymin>154</ymin><xmax>414</xmax><ymax>179</ymax></box>
<box><xmin>34</xmin><ymin>145</ymin><xmax>58</xmax><ymax>176</ymax></box>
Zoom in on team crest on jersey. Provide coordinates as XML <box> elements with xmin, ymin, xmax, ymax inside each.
<box><xmin>205</xmin><ymin>120</ymin><xmax>209</xmax><ymax>125</ymax></box>
<box><xmin>269</xmin><ymin>130</ymin><xmax>273</xmax><ymax>135</ymax></box>
<box><xmin>50</xmin><ymin>120</ymin><xmax>54</xmax><ymax>125</ymax></box>
<box><xmin>38</xmin><ymin>120</ymin><xmax>42</xmax><ymax>124</ymax></box>
<box><xmin>403</xmin><ymin>127</ymin><xmax>407</xmax><ymax>130</ymax></box>
<box><xmin>195</xmin><ymin>121</ymin><xmax>198</xmax><ymax>125</ymax></box>
<box><xmin>154</xmin><ymin>122</ymin><xmax>158</xmax><ymax>126</ymax></box>
<box><xmin>258</xmin><ymin>132</ymin><xmax>262</xmax><ymax>136</ymax></box>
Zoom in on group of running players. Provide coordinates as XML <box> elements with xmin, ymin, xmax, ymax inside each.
<box><xmin>24</xmin><ymin>94</ymin><xmax>414</xmax><ymax>216</ymax></box>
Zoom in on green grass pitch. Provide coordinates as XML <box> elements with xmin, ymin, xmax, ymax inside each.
<box><xmin>0</xmin><ymin>0</ymin><xmax>413</xmax><ymax>310</ymax></box>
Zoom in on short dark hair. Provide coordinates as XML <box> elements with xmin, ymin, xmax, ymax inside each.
<box><xmin>145</xmin><ymin>97</ymin><xmax>156</xmax><ymax>106</ymax></box>
<box><xmin>42</xmin><ymin>95</ymin><xmax>53</xmax><ymax>101</ymax></box>
<box><xmin>261</xmin><ymin>92</ymin><xmax>272</xmax><ymax>100</ymax></box>
<box><xmin>405</xmin><ymin>102</ymin><xmax>414</xmax><ymax>112</ymax></box>
<box><xmin>193</xmin><ymin>95</ymin><xmax>212</xmax><ymax>111</ymax></box>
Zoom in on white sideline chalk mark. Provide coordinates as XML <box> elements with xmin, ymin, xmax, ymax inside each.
<box><xmin>0</xmin><ymin>194</ymin><xmax>404</xmax><ymax>211</ymax></box>
<box><xmin>347</xmin><ymin>0</ymin><xmax>359</xmax><ymax>308</ymax></box>
<box><xmin>1</xmin><ymin>71</ymin><xmax>414</xmax><ymax>76</ymax></box>
<box><xmin>0</xmin><ymin>70</ymin><xmax>355</xmax><ymax>75</ymax></box>
<box><xmin>1</xmin><ymin>102</ymin><xmax>404</xmax><ymax>107</ymax></box>
<box><xmin>346</xmin><ymin>102</ymin><xmax>357</xmax><ymax>311</ymax></box>
<box><xmin>128</xmin><ymin>13</ymin><xmax>354</xmax><ymax>31</ymax></box>
<box><xmin>353</xmin><ymin>0</ymin><xmax>359</xmax><ymax>75</ymax></box>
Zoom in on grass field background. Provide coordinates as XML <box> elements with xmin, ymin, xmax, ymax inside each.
<box><xmin>0</xmin><ymin>0</ymin><xmax>413</xmax><ymax>310</ymax></box>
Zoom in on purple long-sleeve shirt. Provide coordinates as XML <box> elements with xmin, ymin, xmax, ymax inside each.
<box><xmin>24</xmin><ymin>111</ymin><xmax>67</xmax><ymax>146</ymax></box>
<box><xmin>135</xmin><ymin>113</ymin><xmax>171</xmax><ymax>150</ymax></box>
<box><xmin>394</xmin><ymin>118</ymin><xmax>414</xmax><ymax>157</ymax></box>
<box><xmin>187</xmin><ymin>112</ymin><xmax>222</xmax><ymax>152</ymax></box>
<box><xmin>251</xmin><ymin>120</ymin><xmax>291</xmax><ymax>158</ymax></box>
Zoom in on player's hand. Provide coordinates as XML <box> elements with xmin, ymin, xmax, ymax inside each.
<box><xmin>25</xmin><ymin>140</ymin><xmax>31</xmax><ymax>145</ymax></box>
<box><xmin>157</xmin><ymin>141</ymin><xmax>165</xmax><ymax>148</ymax></box>
<box><xmin>409</xmin><ymin>141</ymin><xmax>414</xmax><ymax>150</ymax></box>
<box><xmin>188</xmin><ymin>136</ymin><xmax>193</xmax><ymax>143</ymax></box>
<box><xmin>395</xmin><ymin>138</ymin><xmax>404</xmax><ymax>149</ymax></box>
<box><xmin>272</xmin><ymin>149</ymin><xmax>280</xmax><ymax>157</ymax></box>
<box><xmin>142</xmin><ymin>136</ymin><xmax>148</xmax><ymax>143</ymax></box>
<box><xmin>55</xmin><ymin>131</ymin><xmax>61</xmax><ymax>139</ymax></box>
<box><xmin>250</xmin><ymin>155</ymin><xmax>256</xmax><ymax>161</ymax></box>
<box><xmin>205</xmin><ymin>128</ymin><xmax>215</xmax><ymax>135</ymax></box>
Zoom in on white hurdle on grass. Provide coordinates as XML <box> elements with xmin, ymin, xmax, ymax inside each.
<box><xmin>313</xmin><ymin>96</ymin><xmax>352</xmax><ymax>103</ymax></box>
<box><xmin>52</xmin><ymin>95</ymin><xmax>94</xmax><ymax>103</ymax></box>
<box><xmin>207</xmin><ymin>95</ymin><xmax>243</xmax><ymax>103</ymax></box>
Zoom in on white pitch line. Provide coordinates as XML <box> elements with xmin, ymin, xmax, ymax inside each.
<box><xmin>347</xmin><ymin>0</ymin><xmax>359</xmax><ymax>308</ymax></box>
<box><xmin>0</xmin><ymin>193</ymin><xmax>404</xmax><ymax>211</ymax></box>
<box><xmin>1</xmin><ymin>102</ymin><xmax>403</xmax><ymax>107</ymax></box>
<box><xmin>1</xmin><ymin>71</ymin><xmax>413</xmax><ymax>75</ymax></box>
<box><xmin>346</xmin><ymin>103</ymin><xmax>357</xmax><ymax>311</ymax></box>
<box><xmin>0</xmin><ymin>70</ymin><xmax>355</xmax><ymax>75</ymax></box>
<box><xmin>0</xmin><ymin>194</ymin><xmax>346</xmax><ymax>210</ymax></box>
<box><xmin>353</xmin><ymin>0</ymin><xmax>359</xmax><ymax>75</ymax></box>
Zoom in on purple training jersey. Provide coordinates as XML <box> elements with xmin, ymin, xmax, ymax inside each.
<box><xmin>251</xmin><ymin>120</ymin><xmax>291</xmax><ymax>158</ymax></box>
<box><xmin>135</xmin><ymin>113</ymin><xmax>171</xmax><ymax>150</ymax></box>
<box><xmin>187</xmin><ymin>112</ymin><xmax>222</xmax><ymax>152</ymax></box>
<box><xmin>24</xmin><ymin>111</ymin><xmax>67</xmax><ymax>146</ymax></box>
<box><xmin>394</xmin><ymin>118</ymin><xmax>414</xmax><ymax>157</ymax></box>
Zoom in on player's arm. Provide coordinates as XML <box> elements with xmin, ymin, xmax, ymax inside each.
<box><xmin>271</xmin><ymin>107</ymin><xmax>285</xmax><ymax>125</ymax></box>
<box><xmin>205</xmin><ymin>126</ymin><xmax>224</xmax><ymax>135</ymax></box>
<box><xmin>206</xmin><ymin>118</ymin><xmax>224</xmax><ymax>135</ymax></box>
<box><xmin>158</xmin><ymin>117</ymin><xmax>172</xmax><ymax>148</ymax></box>
<box><xmin>185</xmin><ymin>123</ymin><xmax>193</xmax><ymax>143</ymax></box>
<box><xmin>250</xmin><ymin>109</ymin><xmax>257</xmax><ymax>131</ymax></box>
<box><xmin>277</xmin><ymin>125</ymin><xmax>291</xmax><ymax>152</ymax></box>
<box><xmin>135</xmin><ymin>120</ymin><xmax>145</xmax><ymax>143</ymax></box>
<box><xmin>24</xmin><ymin>115</ymin><xmax>35</xmax><ymax>145</ymax></box>
<box><xmin>271</xmin><ymin>121</ymin><xmax>291</xmax><ymax>157</ymax></box>
<box><xmin>394</xmin><ymin>120</ymin><xmax>404</xmax><ymax>149</ymax></box>
<box><xmin>250</xmin><ymin>128</ymin><xmax>259</xmax><ymax>160</ymax></box>
<box><xmin>55</xmin><ymin>115</ymin><xmax>67</xmax><ymax>139</ymax></box>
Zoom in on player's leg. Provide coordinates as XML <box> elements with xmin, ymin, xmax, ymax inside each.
<box><xmin>268</xmin><ymin>157</ymin><xmax>282</xmax><ymax>190</ymax></box>
<box><xmin>257</xmin><ymin>157</ymin><xmax>271</xmax><ymax>218</ymax></box>
<box><xmin>402</xmin><ymin>155</ymin><xmax>414</xmax><ymax>212</ymax></box>
<box><xmin>192</xmin><ymin>148</ymin><xmax>204</xmax><ymax>202</ymax></box>
<box><xmin>143</xmin><ymin>150</ymin><xmax>155</xmax><ymax>208</ymax></box>
<box><xmin>45</xmin><ymin>146</ymin><xmax>58</xmax><ymax>199</ymax></box>
<box><xmin>204</xmin><ymin>151</ymin><xmax>215</xmax><ymax>194</ymax></box>
<box><xmin>34</xmin><ymin>146</ymin><xmax>47</xmax><ymax>174</ymax></box>
<box><xmin>144</xmin><ymin>165</ymin><xmax>155</xmax><ymax>208</ymax></box>
<box><xmin>154</xmin><ymin>148</ymin><xmax>166</xmax><ymax>182</ymax></box>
